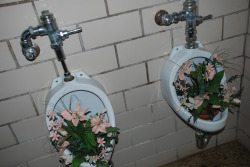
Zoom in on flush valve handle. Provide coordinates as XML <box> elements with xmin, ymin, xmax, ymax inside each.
<box><xmin>22</xmin><ymin>43</ymin><xmax>40</xmax><ymax>61</ymax></box>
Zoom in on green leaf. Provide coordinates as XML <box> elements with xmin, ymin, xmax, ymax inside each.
<box><xmin>208</xmin><ymin>94</ymin><xmax>220</xmax><ymax>105</ymax></box>
<box><xmin>71</xmin><ymin>157</ymin><xmax>85</xmax><ymax>167</ymax></box>
<box><xmin>210</xmin><ymin>70</ymin><xmax>224</xmax><ymax>86</ymax></box>
<box><xmin>205</xmin><ymin>85</ymin><xmax>219</xmax><ymax>93</ymax></box>
<box><xmin>190</xmin><ymin>71</ymin><xmax>198</xmax><ymax>79</ymax></box>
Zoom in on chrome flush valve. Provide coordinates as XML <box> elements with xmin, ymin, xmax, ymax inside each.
<box><xmin>155</xmin><ymin>0</ymin><xmax>212</xmax><ymax>49</ymax></box>
<box><xmin>20</xmin><ymin>10</ymin><xmax>82</xmax><ymax>82</ymax></box>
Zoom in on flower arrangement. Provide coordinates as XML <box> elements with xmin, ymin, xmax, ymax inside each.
<box><xmin>47</xmin><ymin>102</ymin><xmax>119</xmax><ymax>167</ymax></box>
<box><xmin>174</xmin><ymin>49</ymin><xmax>243</xmax><ymax>123</ymax></box>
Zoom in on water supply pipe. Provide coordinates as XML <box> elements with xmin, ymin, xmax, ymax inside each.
<box><xmin>20</xmin><ymin>10</ymin><xmax>82</xmax><ymax>82</ymax></box>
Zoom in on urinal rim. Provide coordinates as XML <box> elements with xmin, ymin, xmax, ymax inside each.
<box><xmin>161</xmin><ymin>42</ymin><xmax>228</xmax><ymax>132</ymax></box>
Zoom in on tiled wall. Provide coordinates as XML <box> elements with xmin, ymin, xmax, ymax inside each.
<box><xmin>0</xmin><ymin>0</ymin><xmax>249</xmax><ymax>167</ymax></box>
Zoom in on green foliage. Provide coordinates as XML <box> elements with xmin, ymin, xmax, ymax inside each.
<box><xmin>71</xmin><ymin>157</ymin><xmax>86</xmax><ymax>167</ymax></box>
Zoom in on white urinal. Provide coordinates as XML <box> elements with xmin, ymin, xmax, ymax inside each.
<box><xmin>45</xmin><ymin>71</ymin><xmax>115</xmax><ymax>166</ymax></box>
<box><xmin>161</xmin><ymin>41</ymin><xmax>228</xmax><ymax>132</ymax></box>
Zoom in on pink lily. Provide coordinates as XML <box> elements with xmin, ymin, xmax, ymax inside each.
<box><xmin>92</xmin><ymin>123</ymin><xmax>107</xmax><ymax>134</ymax></box>
<box><xmin>214</xmin><ymin>54</ymin><xmax>223</xmax><ymax>64</ymax></box>
<box><xmin>56</xmin><ymin>127</ymin><xmax>68</xmax><ymax>136</ymax></box>
<box><xmin>100</xmin><ymin>147</ymin><xmax>108</xmax><ymax>157</ymax></box>
<box><xmin>49</xmin><ymin>121</ymin><xmax>56</xmax><ymax>130</ymax></box>
<box><xmin>76</xmin><ymin>104</ymin><xmax>89</xmax><ymax>121</ymax></box>
<box><xmin>231</xmin><ymin>86</ymin><xmax>237</xmax><ymax>94</ymax></box>
<box><xmin>183</xmin><ymin>61</ymin><xmax>193</xmax><ymax>74</ymax></box>
<box><xmin>47</xmin><ymin>111</ymin><xmax>56</xmax><ymax>120</ymax></box>
<box><xmin>212</xmin><ymin>105</ymin><xmax>221</xmax><ymax>109</ymax></box>
<box><xmin>61</xmin><ymin>110</ymin><xmax>73</xmax><ymax>121</ymax></box>
<box><xmin>194</xmin><ymin>96</ymin><xmax>204</xmax><ymax>108</ymax></box>
<box><xmin>49</xmin><ymin>131</ymin><xmax>60</xmax><ymax>141</ymax></box>
<box><xmin>178</xmin><ymin>68</ymin><xmax>185</xmax><ymax>81</ymax></box>
<box><xmin>61</xmin><ymin>141</ymin><xmax>70</xmax><ymax>147</ymax></box>
<box><xmin>97</xmin><ymin>138</ymin><xmax>106</xmax><ymax>147</ymax></box>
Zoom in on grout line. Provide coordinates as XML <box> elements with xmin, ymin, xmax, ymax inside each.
<box><xmin>52</xmin><ymin>59</ymin><xmax>60</xmax><ymax>77</ymax></box>
<box><xmin>29</xmin><ymin>93</ymin><xmax>40</xmax><ymax>116</ymax></box>
<box><xmin>221</xmin><ymin>16</ymin><xmax>225</xmax><ymax>40</ymax></box>
<box><xmin>6</xmin><ymin>40</ymin><xmax>20</xmax><ymax>68</ymax></box>
<box><xmin>31</xmin><ymin>0</ymin><xmax>40</xmax><ymax>24</ymax></box>
<box><xmin>139</xmin><ymin>9</ymin><xmax>145</xmax><ymax>36</ymax></box>
<box><xmin>114</xmin><ymin>44</ymin><xmax>120</xmax><ymax>68</ymax></box>
<box><xmin>145</xmin><ymin>62</ymin><xmax>150</xmax><ymax>83</ymax></box>
<box><xmin>122</xmin><ymin>91</ymin><xmax>128</xmax><ymax>112</ymax></box>
<box><xmin>104</xmin><ymin>0</ymin><xmax>110</xmax><ymax>16</ymax></box>
<box><xmin>8</xmin><ymin>124</ymin><xmax>20</xmax><ymax>145</ymax></box>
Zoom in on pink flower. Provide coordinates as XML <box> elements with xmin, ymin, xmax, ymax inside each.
<box><xmin>71</xmin><ymin>112</ymin><xmax>79</xmax><ymax>127</ymax></box>
<box><xmin>183</xmin><ymin>61</ymin><xmax>193</xmax><ymax>74</ymax></box>
<box><xmin>92</xmin><ymin>124</ymin><xmax>107</xmax><ymax>134</ymax></box>
<box><xmin>212</xmin><ymin>105</ymin><xmax>221</xmax><ymax>109</ymax></box>
<box><xmin>57</xmin><ymin>128</ymin><xmax>68</xmax><ymax>136</ymax></box>
<box><xmin>214</xmin><ymin>54</ymin><xmax>223</xmax><ymax>64</ymax></box>
<box><xmin>47</xmin><ymin>111</ymin><xmax>56</xmax><ymax>120</ymax></box>
<box><xmin>221</xmin><ymin>84</ymin><xmax>229</xmax><ymax>90</ymax></box>
<box><xmin>61</xmin><ymin>141</ymin><xmax>70</xmax><ymax>147</ymax></box>
<box><xmin>206</xmin><ymin>64</ymin><xmax>215</xmax><ymax>81</ymax></box>
<box><xmin>76</xmin><ymin>104</ymin><xmax>89</xmax><ymax>121</ymax></box>
<box><xmin>194</xmin><ymin>96</ymin><xmax>204</xmax><ymax>108</ymax></box>
<box><xmin>57</xmin><ymin>119</ymin><xmax>64</xmax><ymax>128</ymax></box>
<box><xmin>49</xmin><ymin>121</ymin><xmax>56</xmax><ymax>130</ymax></box>
<box><xmin>100</xmin><ymin>147</ymin><xmax>108</xmax><ymax>157</ymax></box>
<box><xmin>178</xmin><ymin>68</ymin><xmax>185</xmax><ymax>81</ymax></box>
<box><xmin>49</xmin><ymin>131</ymin><xmax>60</xmax><ymax>141</ymax></box>
<box><xmin>61</xmin><ymin>110</ymin><xmax>73</xmax><ymax>121</ymax></box>
<box><xmin>91</xmin><ymin>116</ymin><xmax>100</xmax><ymax>127</ymax></box>
<box><xmin>231</xmin><ymin>86</ymin><xmax>237</xmax><ymax>94</ymax></box>
<box><xmin>97</xmin><ymin>138</ymin><xmax>106</xmax><ymax>147</ymax></box>
<box><xmin>102</xmin><ymin>119</ymin><xmax>112</xmax><ymax>128</ymax></box>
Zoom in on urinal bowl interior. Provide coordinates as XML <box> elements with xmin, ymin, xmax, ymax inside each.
<box><xmin>161</xmin><ymin>42</ymin><xmax>228</xmax><ymax>132</ymax></box>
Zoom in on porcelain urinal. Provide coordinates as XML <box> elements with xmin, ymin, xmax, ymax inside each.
<box><xmin>45</xmin><ymin>71</ymin><xmax>115</xmax><ymax>166</ymax></box>
<box><xmin>161</xmin><ymin>42</ymin><xmax>228</xmax><ymax>132</ymax></box>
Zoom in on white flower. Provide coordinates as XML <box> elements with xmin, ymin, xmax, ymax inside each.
<box><xmin>60</xmin><ymin>154</ymin><xmax>73</xmax><ymax>165</ymax></box>
<box><xmin>232</xmin><ymin>98</ymin><xmax>241</xmax><ymax>104</ymax></box>
<box><xmin>107</xmin><ymin>133</ymin><xmax>112</xmax><ymax>137</ymax></box>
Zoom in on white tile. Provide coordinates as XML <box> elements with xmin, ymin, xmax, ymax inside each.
<box><xmin>0</xmin><ymin>42</ymin><xmax>16</xmax><ymax>71</ymax></box>
<box><xmin>205</xmin><ymin>35</ymin><xmax>245</xmax><ymax>58</ymax></box>
<box><xmin>125</xmin><ymin>82</ymin><xmax>163</xmax><ymax>110</ymax></box>
<box><xmin>35</xmin><ymin>0</ymin><xmax>107</xmax><ymax>27</ymax></box>
<box><xmin>217</xmin><ymin>128</ymin><xmax>236</xmax><ymax>145</ymax></box>
<box><xmin>114</xmin><ymin>130</ymin><xmax>132</xmax><ymax>152</ymax></box>
<box><xmin>197</xmin><ymin>18</ymin><xmax>223</xmax><ymax>44</ymax></box>
<box><xmin>93</xmin><ymin>64</ymin><xmax>147</xmax><ymax>94</ymax></box>
<box><xmin>0</xmin><ymin>136</ymin><xmax>53</xmax><ymax>167</ymax></box>
<box><xmin>108</xmin><ymin>92</ymin><xmax>126</xmax><ymax>115</ymax></box>
<box><xmin>136</xmin><ymin>149</ymin><xmax>177</xmax><ymax>167</ymax></box>
<box><xmin>11</xmin><ymin>115</ymin><xmax>49</xmax><ymax>143</ymax></box>
<box><xmin>107</xmin><ymin>0</ymin><xmax>168</xmax><ymax>14</ymax></box>
<box><xmin>152</xmin><ymin>101</ymin><xmax>174</xmax><ymax>121</ymax></box>
<box><xmin>115</xmin><ymin>106</ymin><xmax>152</xmax><ymax>131</ymax></box>
<box><xmin>199</xmin><ymin>0</ymin><xmax>249</xmax><ymax>17</ymax></box>
<box><xmin>142</xmin><ymin>0</ymin><xmax>185</xmax><ymax>35</ymax></box>
<box><xmin>156</xmin><ymin>128</ymin><xmax>194</xmax><ymax>152</ymax></box>
<box><xmin>112</xmin><ymin>141</ymin><xmax>156</xmax><ymax>167</ymax></box>
<box><xmin>173</xmin><ymin>26</ymin><xmax>186</xmax><ymax>46</ymax></box>
<box><xmin>237</xmin><ymin>130</ymin><xmax>250</xmax><ymax>151</ymax></box>
<box><xmin>80</xmin><ymin>11</ymin><xmax>142</xmax><ymax>49</ymax></box>
<box><xmin>117</xmin><ymin>32</ymin><xmax>171</xmax><ymax>67</ymax></box>
<box><xmin>0</xmin><ymin>3</ymin><xmax>37</xmax><ymax>40</ymax></box>
<box><xmin>131</xmin><ymin>117</ymin><xmax>175</xmax><ymax>144</ymax></box>
<box><xmin>148</xmin><ymin>57</ymin><xmax>167</xmax><ymax>82</ymax></box>
<box><xmin>56</xmin><ymin>46</ymin><xmax>118</xmax><ymax>76</ymax></box>
<box><xmin>238</xmin><ymin>114</ymin><xmax>250</xmax><ymax>137</ymax></box>
<box><xmin>11</xmin><ymin>25</ymin><xmax>82</xmax><ymax>66</ymax></box>
<box><xmin>31</xmin><ymin>89</ymin><xmax>49</xmax><ymax>115</ymax></box>
<box><xmin>0</xmin><ymin>126</ymin><xmax>17</xmax><ymax>149</ymax></box>
<box><xmin>28</xmin><ymin>153</ymin><xmax>61</xmax><ymax>167</ymax></box>
<box><xmin>0</xmin><ymin>95</ymin><xmax>36</xmax><ymax>125</ymax></box>
<box><xmin>223</xmin><ymin>11</ymin><xmax>248</xmax><ymax>39</ymax></box>
<box><xmin>0</xmin><ymin>62</ymin><xmax>56</xmax><ymax>100</ymax></box>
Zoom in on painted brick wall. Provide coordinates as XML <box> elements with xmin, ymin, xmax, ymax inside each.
<box><xmin>0</xmin><ymin>0</ymin><xmax>249</xmax><ymax>167</ymax></box>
